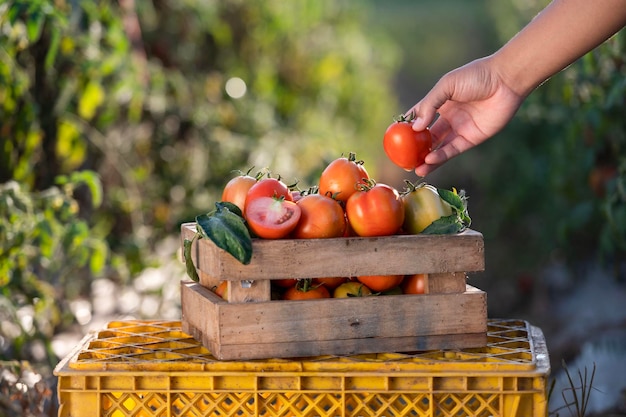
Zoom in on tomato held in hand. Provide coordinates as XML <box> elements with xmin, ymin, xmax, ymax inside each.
<box><xmin>292</xmin><ymin>194</ymin><xmax>346</xmax><ymax>239</ymax></box>
<box><xmin>318</xmin><ymin>153</ymin><xmax>370</xmax><ymax>203</ymax></box>
<box><xmin>402</xmin><ymin>273</ymin><xmax>427</xmax><ymax>294</ymax></box>
<box><xmin>356</xmin><ymin>274</ymin><xmax>404</xmax><ymax>292</ymax></box>
<box><xmin>221</xmin><ymin>173</ymin><xmax>258</xmax><ymax>215</ymax></box>
<box><xmin>402</xmin><ymin>183</ymin><xmax>453</xmax><ymax>234</ymax></box>
<box><xmin>245</xmin><ymin>197</ymin><xmax>301</xmax><ymax>239</ymax></box>
<box><xmin>383</xmin><ymin>113</ymin><xmax>432</xmax><ymax>171</ymax></box>
<box><xmin>346</xmin><ymin>181</ymin><xmax>404</xmax><ymax>237</ymax></box>
<box><xmin>283</xmin><ymin>279</ymin><xmax>331</xmax><ymax>300</ymax></box>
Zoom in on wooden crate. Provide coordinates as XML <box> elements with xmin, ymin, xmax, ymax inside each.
<box><xmin>180</xmin><ymin>222</ymin><xmax>487</xmax><ymax>360</ymax></box>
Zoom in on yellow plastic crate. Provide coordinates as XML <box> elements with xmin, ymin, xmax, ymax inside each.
<box><xmin>54</xmin><ymin>319</ymin><xmax>550</xmax><ymax>417</ymax></box>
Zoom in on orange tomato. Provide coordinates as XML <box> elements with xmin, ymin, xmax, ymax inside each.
<box><xmin>356</xmin><ymin>274</ymin><xmax>404</xmax><ymax>292</ymax></box>
<box><xmin>402</xmin><ymin>273</ymin><xmax>427</xmax><ymax>294</ymax></box>
<box><xmin>283</xmin><ymin>282</ymin><xmax>330</xmax><ymax>300</ymax></box>
<box><xmin>313</xmin><ymin>277</ymin><xmax>349</xmax><ymax>290</ymax></box>
<box><xmin>292</xmin><ymin>194</ymin><xmax>346</xmax><ymax>239</ymax></box>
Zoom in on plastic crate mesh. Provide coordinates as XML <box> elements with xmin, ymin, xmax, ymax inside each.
<box><xmin>55</xmin><ymin>319</ymin><xmax>549</xmax><ymax>417</ymax></box>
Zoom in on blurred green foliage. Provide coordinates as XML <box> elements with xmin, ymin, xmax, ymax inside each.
<box><xmin>471</xmin><ymin>2</ymin><xmax>626</xmax><ymax>284</ymax></box>
<box><xmin>1</xmin><ymin>0</ymin><xmax>624</xmax><ymax>374</ymax></box>
<box><xmin>0</xmin><ymin>0</ymin><xmax>400</xmax><ymax>367</ymax></box>
<box><xmin>0</xmin><ymin>173</ymin><xmax>106</xmax><ymax>367</ymax></box>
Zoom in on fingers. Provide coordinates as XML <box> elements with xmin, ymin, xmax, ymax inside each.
<box><xmin>408</xmin><ymin>76</ymin><xmax>454</xmax><ymax>132</ymax></box>
<box><xmin>413</xmin><ymin>117</ymin><xmax>472</xmax><ymax>177</ymax></box>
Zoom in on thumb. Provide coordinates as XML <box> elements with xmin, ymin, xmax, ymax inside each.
<box><xmin>410</xmin><ymin>78</ymin><xmax>453</xmax><ymax>131</ymax></box>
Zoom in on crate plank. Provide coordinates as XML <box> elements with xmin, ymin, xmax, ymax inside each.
<box><xmin>181</xmin><ymin>281</ymin><xmax>487</xmax><ymax>361</ymax></box>
<box><xmin>181</xmin><ymin>223</ymin><xmax>484</xmax><ymax>281</ymax></box>
<box><xmin>426</xmin><ymin>272</ymin><xmax>467</xmax><ymax>294</ymax></box>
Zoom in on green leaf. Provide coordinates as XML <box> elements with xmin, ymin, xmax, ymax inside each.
<box><xmin>196</xmin><ymin>202</ymin><xmax>252</xmax><ymax>265</ymax></box>
<box><xmin>88</xmin><ymin>239</ymin><xmax>108</xmax><ymax>275</ymax></box>
<box><xmin>437</xmin><ymin>188</ymin><xmax>464</xmax><ymax>211</ymax></box>
<box><xmin>421</xmin><ymin>215</ymin><xmax>463</xmax><ymax>235</ymax></box>
<box><xmin>45</xmin><ymin>27</ymin><xmax>61</xmax><ymax>70</ymax></box>
<box><xmin>26</xmin><ymin>10</ymin><xmax>45</xmax><ymax>42</ymax></box>
<box><xmin>183</xmin><ymin>237</ymin><xmax>200</xmax><ymax>282</ymax></box>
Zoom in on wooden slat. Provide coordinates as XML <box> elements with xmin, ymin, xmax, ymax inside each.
<box><xmin>211</xmin><ymin>332</ymin><xmax>487</xmax><ymax>361</ymax></box>
<box><xmin>426</xmin><ymin>272</ymin><xmax>467</xmax><ymax>294</ymax></box>
<box><xmin>181</xmin><ymin>281</ymin><xmax>488</xmax><ymax>361</ymax></box>
<box><xmin>181</xmin><ymin>223</ymin><xmax>484</xmax><ymax>281</ymax></box>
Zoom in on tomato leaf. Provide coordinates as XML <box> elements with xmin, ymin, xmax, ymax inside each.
<box><xmin>437</xmin><ymin>187</ymin><xmax>472</xmax><ymax>231</ymax></box>
<box><xmin>196</xmin><ymin>202</ymin><xmax>253</xmax><ymax>265</ymax></box>
<box><xmin>183</xmin><ymin>236</ymin><xmax>200</xmax><ymax>282</ymax></box>
<box><xmin>421</xmin><ymin>215</ymin><xmax>463</xmax><ymax>235</ymax></box>
<box><xmin>437</xmin><ymin>188</ymin><xmax>464</xmax><ymax>211</ymax></box>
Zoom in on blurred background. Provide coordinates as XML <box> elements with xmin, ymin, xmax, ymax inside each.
<box><xmin>1</xmin><ymin>0</ymin><xmax>625</xmax><ymax>415</ymax></box>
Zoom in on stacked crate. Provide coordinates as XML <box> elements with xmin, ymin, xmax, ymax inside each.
<box><xmin>180</xmin><ymin>223</ymin><xmax>487</xmax><ymax>361</ymax></box>
<box><xmin>54</xmin><ymin>319</ymin><xmax>551</xmax><ymax>417</ymax></box>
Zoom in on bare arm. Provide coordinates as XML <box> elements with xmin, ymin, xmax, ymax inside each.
<box><xmin>409</xmin><ymin>0</ymin><xmax>626</xmax><ymax>177</ymax></box>
<box><xmin>495</xmin><ymin>0</ymin><xmax>626</xmax><ymax>97</ymax></box>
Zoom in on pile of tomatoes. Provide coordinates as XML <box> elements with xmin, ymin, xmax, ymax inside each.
<box><xmin>221</xmin><ymin>153</ymin><xmax>456</xmax><ymax>241</ymax></box>
<box><xmin>209</xmin><ymin>152</ymin><xmax>469</xmax><ymax>301</ymax></box>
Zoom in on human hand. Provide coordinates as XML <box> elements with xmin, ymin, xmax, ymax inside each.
<box><xmin>408</xmin><ymin>57</ymin><xmax>526</xmax><ymax>177</ymax></box>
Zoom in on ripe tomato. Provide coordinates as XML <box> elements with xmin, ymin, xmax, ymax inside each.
<box><xmin>292</xmin><ymin>194</ymin><xmax>346</xmax><ymax>239</ymax></box>
<box><xmin>402</xmin><ymin>273</ymin><xmax>426</xmax><ymax>294</ymax></box>
<box><xmin>214</xmin><ymin>281</ymin><xmax>228</xmax><ymax>299</ymax></box>
<box><xmin>245</xmin><ymin>177</ymin><xmax>293</xmax><ymax>213</ymax></box>
<box><xmin>318</xmin><ymin>153</ymin><xmax>370</xmax><ymax>203</ymax></box>
<box><xmin>313</xmin><ymin>277</ymin><xmax>348</xmax><ymax>290</ymax></box>
<box><xmin>402</xmin><ymin>184</ymin><xmax>453</xmax><ymax>234</ymax></box>
<box><xmin>383</xmin><ymin>113</ymin><xmax>432</xmax><ymax>171</ymax></box>
<box><xmin>221</xmin><ymin>174</ymin><xmax>257</xmax><ymax>215</ymax></box>
<box><xmin>346</xmin><ymin>181</ymin><xmax>404</xmax><ymax>237</ymax></box>
<box><xmin>283</xmin><ymin>280</ymin><xmax>330</xmax><ymax>300</ymax></box>
<box><xmin>273</xmin><ymin>278</ymin><xmax>298</xmax><ymax>288</ymax></box>
<box><xmin>356</xmin><ymin>275</ymin><xmax>404</xmax><ymax>292</ymax></box>
<box><xmin>333</xmin><ymin>281</ymin><xmax>373</xmax><ymax>298</ymax></box>
<box><xmin>245</xmin><ymin>197</ymin><xmax>301</xmax><ymax>239</ymax></box>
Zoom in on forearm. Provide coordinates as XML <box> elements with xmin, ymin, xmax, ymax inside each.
<box><xmin>492</xmin><ymin>0</ymin><xmax>626</xmax><ymax>97</ymax></box>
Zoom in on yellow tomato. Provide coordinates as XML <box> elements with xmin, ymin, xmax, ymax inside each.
<box><xmin>402</xmin><ymin>184</ymin><xmax>453</xmax><ymax>234</ymax></box>
<box><xmin>333</xmin><ymin>281</ymin><xmax>373</xmax><ymax>298</ymax></box>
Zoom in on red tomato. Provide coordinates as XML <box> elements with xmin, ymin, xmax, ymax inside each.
<box><xmin>318</xmin><ymin>153</ymin><xmax>370</xmax><ymax>203</ymax></box>
<box><xmin>245</xmin><ymin>197</ymin><xmax>301</xmax><ymax>239</ymax></box>
<box><xmin>221</xmin><ymin>175</ymin><xmax>257</xmax><ymax>215</ymax></box>
<box><xmin>292</xmin><ymin>194</ymin><xmax>346</xmax><ymax>239</ymax></box>
<box><xmin>245</xmin><ymin>177</ymin><xmax>293</xmax><ymax>213</ymax></box>
<box><xmin>313</xmin><ymin>277</ymin><xmax>348</xmax><ymax>290</ymax></box>
<box><xmin>383</xmin><ymin>115</ymin><xmax>432</xmax><ymax>171</ymax></box>
<box><xmin>345</xmin><ymin>182</ymin><xmax>404</xmax><ymax>237</ymax></box>
<box><xmin>402</xmin><ymin>273</ymin><xmax>426</xmax><ymax>294</ymax></box>
<box><xmin>283</xmin><ymin>280</ymin><xmax>330</xmax><ymax>300</ymax></box>
<box><xmin>273</xmin><ymin>278</ymin><xmax>298</xmax><ymax>288</ymax></box>
<box><xmin>356</xmin><ymin>275</ymin><xmax>404</xmax><ymax>292</ymax></box>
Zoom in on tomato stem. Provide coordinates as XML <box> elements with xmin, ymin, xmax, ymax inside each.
<box><xmin>392</xmin><ymin>110</ymin><xmax>417</xmax><ymax>123</ymax></box>
<box><xmin>354</xmin><ymin>178</ymin><xmax>377</xmax><ymax>192</ymax></box>
<box><xmin>347</xmin><ymin>152</ymin><xmax>366</xmax><ymax>166</ymax></box>
<box><xmin>400</xmin><ymin>179</ymin><xmax>426</xmax><ymax>196</ymax></box>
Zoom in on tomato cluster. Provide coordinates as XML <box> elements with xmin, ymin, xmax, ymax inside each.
<box><xmin>214</xmin><ymin>152</ymin><xmax>469</xmax><ymax>301</ymax></box>
<box><xmin>222</xmin><ymin>154</ymin><xmax>411</xmax><ymax>240</ymax></box>
<box><xmin>211</xmin><ymin>274</ymin><xmax>427</xmax><ymax>301</ymax></box>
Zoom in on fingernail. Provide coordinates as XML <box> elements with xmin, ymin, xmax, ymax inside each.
<box><xmin>412</xmin><ymin>117</ymin><xmax>423</xmax><ymax>130</ymax></box>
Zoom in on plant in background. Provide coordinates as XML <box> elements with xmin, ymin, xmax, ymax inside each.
<box><xmin>1</xmin><ymin>0</ymin><xmax>400</xmax><ymax>369</ymax></box>
<box><xmin>0</xmin><ymin>172</ymin><xmax>107</xmax><ymax>368</ymax></box>
<box><xmin>473</xmin><ymin>3</ymin><xmax>626</xmax><ymax>278</ymax></box>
